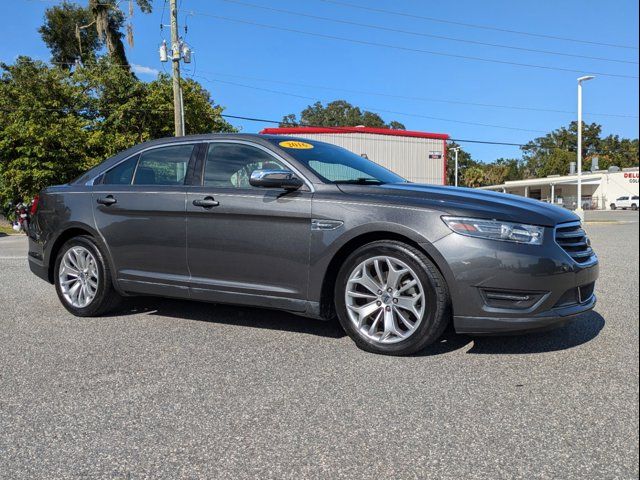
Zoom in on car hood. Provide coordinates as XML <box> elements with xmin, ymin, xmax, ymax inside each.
<box><xmin>336</xmin><ymin>183</ymin><xmax>579</xmax><ymax>227</ymax></box>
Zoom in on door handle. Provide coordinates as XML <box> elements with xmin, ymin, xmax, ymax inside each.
<box><xmin>97</xmin><ymin>195</ymin><xmax>117</xmax><ymax>206</ymax></box>
<box><xmin>193</xmin><ymin>196</ymin><xmax>220</xmax><ymax>208</ymax></box>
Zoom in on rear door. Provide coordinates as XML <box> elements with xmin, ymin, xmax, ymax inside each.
<box><xmin>92</xmin><ymin>143</ymin><xmax>198</xmax><ymax>296</ymax></box>
<box><xmin>186</xmin><ymin>141</ymin><xmax>312</xmax><ymax>311</ymax></box>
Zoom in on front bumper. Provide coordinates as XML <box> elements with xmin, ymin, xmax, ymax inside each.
<box><xmin>454</xmin><ymin>294</ymin><xmax>596</xmax><ymax>335</ymax></box>
<box><xmin>430</xmin><ymin>226</ymin><xmax>599</xmax><ymax>335</ymax></box>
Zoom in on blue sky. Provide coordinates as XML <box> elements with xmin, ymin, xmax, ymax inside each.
<box><xmin>4</xmin><ymin>0</ymin><xmax>639</xmax><ymax>161</ymax></box>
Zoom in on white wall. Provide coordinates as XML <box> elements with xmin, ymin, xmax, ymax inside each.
<box><xmin>596</xmin><ymin>171</ymin><xmax>640</xmax><ymax>207</ymax></box>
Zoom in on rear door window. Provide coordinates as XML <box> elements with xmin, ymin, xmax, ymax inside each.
<box><xmin>133</xmin><ymin>145</ymin><xmax>195</xmax><ymax>186</ymax></box>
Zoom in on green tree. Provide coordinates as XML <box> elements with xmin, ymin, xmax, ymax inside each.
<box><xmin>42</xmin><ymin>0</ymin><xmax>153</xmax><ymax>70</ymax></box>
<box><xmin>74</xmin><ymin>60</ymin><xmax>235</xmax><ymax>155</ymax></box>
<box><xmin>446</xmin><ymin>122</ymin><xmax>638</xmax><ymax>188</ymax></box>
<box><xmin>0</xmin><ymin>57</ymin><xmax>235</xmax><ymax>208</ymax></box>
<box><xmin>446</xmin><ymin>142</ymin><xmax>479</xmax><ymax>185</ymax></box>
<box><xmin>483</xmin><ymin>158</ymin><xmax>524</xmax><ymax>185</ymax></box>
<box><xmin>522</xmin><ymin>122</ymin><xmax>602</xmax><ymax>177</ymax></box>
<box><xmin>282</xmin><ymin>100</ymin><xmax>405</xmax><ymax>129</ymax></box>
<box><xmin>462</xmin><ymin>166</ymin><xmax>486</xmax><ymax>188</ymax></box>
<box><xmin>596</xmin><ymin>134</ymin><xmax>639</xmax><ymax>170</ymax></box>
<box><xmin>0</xmin><ymin>58</ymin><xmax>94</xmax><ymax>205</ymax></box>
<box><xmin>39</xmin><ymin>1</ymin><xmax>100</xmax><ymax>67</ymax></box>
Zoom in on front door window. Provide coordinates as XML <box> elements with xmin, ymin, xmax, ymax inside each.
<box><xmin>204</xmin><ymin>143</ymin><xmax>287</xmax><ymax>189</ymax></box>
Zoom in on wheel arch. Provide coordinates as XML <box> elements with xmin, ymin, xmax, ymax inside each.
<box><xmin>318</xmin><ymin>230</ymin><xmax>453</xmax><ymax>319</ymax></box>
<box><xmin>46</xmin><ymin>224</ymin><xmax>119</xmax><ymax>293</ymax></box>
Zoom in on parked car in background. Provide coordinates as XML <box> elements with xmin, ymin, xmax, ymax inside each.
<box><xmin>610</xmin><ymin>195</ymin><xmax>639</xmax><ymax>210</ymax></box>
<box><xmin>27</xmin><ymin>134</ymin><xmax>599</xmax><ymax>355</ymax></box>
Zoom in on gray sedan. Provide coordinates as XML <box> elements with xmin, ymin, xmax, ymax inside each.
<box><xmin>27</xmin><ymin>134</ymin><xmax>598</xmax><ymax>355</ymax></box>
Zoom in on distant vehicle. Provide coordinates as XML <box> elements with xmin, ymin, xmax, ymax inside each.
<box><xmin>27</xmin><ymin>134</ymin><xmax>598</xmax><ymax>355</ymax></box>
<box><xmin>610</xmin><ymin>195</ymin><xmax>639</xmax><ymax>210</ymax></box>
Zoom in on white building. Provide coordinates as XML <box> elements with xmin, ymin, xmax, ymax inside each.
<box><xmin>481</xmin><ymin>167</ymin><xmax>639</xmax><ymax>210</ymax></box>
<box><xmin>261</xmin><ymin>126</ymin><xmax>449</xmax><ymax>185</ymax></box>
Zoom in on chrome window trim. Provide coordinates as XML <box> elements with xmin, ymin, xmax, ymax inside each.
<box><xmin>85</xmin><ymin>140</ymin><xmax>208</xmax><ymax>186</ymax></box>
<box><xmin>86</xmin><ymin>139</ymin><xmax>315</xmax><ymax>192</ymax></box>
<box><xmin>201</xmin><ymin>139</ymin><xmax>315</xmax><ymax>193</ymax></box>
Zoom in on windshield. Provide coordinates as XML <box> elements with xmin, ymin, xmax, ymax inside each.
<box><xmin>269</xmin><ymin>138</ymin><xmax>407</xmax><ymax>185</ymax></box>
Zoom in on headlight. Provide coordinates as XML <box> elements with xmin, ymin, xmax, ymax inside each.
<box><xmin>442</xmin><ymin>216</ymin><xmax>544</xmax><ymax>245</ymax></box>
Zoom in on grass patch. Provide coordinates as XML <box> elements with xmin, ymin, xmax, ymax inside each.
<box><xmin>0</xmin><ymin>223</ymin><xmax>20</xmax><ymax>235</ymax></box>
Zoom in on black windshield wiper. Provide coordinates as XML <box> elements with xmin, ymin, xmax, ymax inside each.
<box><xmin>334</xmin><ymin>178</ymin><xmax>385</xmax><ymax>185</ymax></box>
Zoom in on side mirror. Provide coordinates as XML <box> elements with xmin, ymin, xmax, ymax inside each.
<box><xmin>249</xmin><ymin>169</ymin><xmax>304</xmax><ymax>190</ymax></box>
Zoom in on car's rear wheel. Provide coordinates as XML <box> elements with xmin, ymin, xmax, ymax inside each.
<box><xmin>334</xmin><ymin>240</ymin><xmax>450</xmax><ymax>355</ymax></box>
<box><xmin>54</xmin><ymin>235</ymin><xmax>122</xmax><ymax>316</ymax></box>
<box><xmin>632</xmin><ymin>204</ymin><xmax>638</xmax><ymax>211</ymax></box>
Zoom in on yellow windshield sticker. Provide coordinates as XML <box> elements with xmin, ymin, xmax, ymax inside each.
<box><xmin>279</xmin><ymin>140</ymin><xmax>314</xmax><ymax>150</ymax></box>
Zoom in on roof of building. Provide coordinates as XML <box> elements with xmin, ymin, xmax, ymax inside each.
<box><xmin>260</xmin><ymin>126</ymin><xmax>449</xmax><ymax>141</ymax></box>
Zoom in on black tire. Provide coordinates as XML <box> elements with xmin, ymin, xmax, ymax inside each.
<box><xmin>54</xmin><ymin>235</ymin><xmax>122</xmax><ymax>316</ymax></box>
<box><xmin>610</xmin><ymin>204</ymin><xmax>617</xmax><ymax>210</ymax></box>
<box><xmin>334</xmin><ymin>240</ymin><xmax>451</xmax><ymax>356</ymax></box>
<box><xmin>632</xmin><ymin>204</ymin><xmax>638</xmax><ymax>211</ymax></box>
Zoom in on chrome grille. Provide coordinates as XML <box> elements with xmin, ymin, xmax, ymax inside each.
<box><xmin>555</xmin><ymin>222</ymin><xmax>595</xmax><ymax>264</ymax></box>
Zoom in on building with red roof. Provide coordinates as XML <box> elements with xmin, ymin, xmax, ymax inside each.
<box><xmin>260</xmin><ymin>126</ymin><xmax>450</xmax><ymax>185</ymax></box>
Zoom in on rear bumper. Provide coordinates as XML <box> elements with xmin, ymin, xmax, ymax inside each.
<box><xmin>28</xmin><ymin>255</ymin><xmax>50</xmax><ymax>283</ymax></box>
<box><xmin>454</xmin><ymin>294</ymin><xmax>596</xmax><ymax>335</ymax></box>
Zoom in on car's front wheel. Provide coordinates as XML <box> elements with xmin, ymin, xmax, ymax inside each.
<box><xmin>610</xmin><ymin>203</ymin><xmax>617</xmax><ymax>210</ymax></box>
<box><xmin>334</xmin><ymin>241</ymin><xmax>450</xmax><ymax>355</ymax></box>
<box><xmin>54</xmin><ymin>235</ymin><xmax>122</xmax><ymax>316</ymax></box>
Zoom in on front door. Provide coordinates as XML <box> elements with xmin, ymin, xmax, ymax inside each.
<box><xmin>186</xmin><ymin>141</ymin><xmax>312</xmax><ymax>311</ymax></box>
<box><xmin>92</xmin><ymin>143</ymin><xmax>198</xmax><ymax>296</ymax></box>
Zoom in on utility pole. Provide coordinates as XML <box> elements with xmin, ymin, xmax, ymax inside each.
<box><xmin>170</xmin><ymin>0</ymin><xmax>184</xmax><ymax>137</ymax></box>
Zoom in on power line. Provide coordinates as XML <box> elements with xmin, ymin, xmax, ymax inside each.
<box><xmin>188</xmin><ymin>12</ymin><xmax>639</xmax><ymax>80</ymax></box>
<box><xmin>196</xmin><ymin>69</ymin><xmax>639</xmax><ymax>119</ymax></box>
<box><xmin>208</xmin><ymin>0</ymin><xmax>638</xmax><ymax>65</ymax></box>
<box><xmin>4</xmin><ymin>105</ymin><xmax>631</xmax><ymax>151</ymax></box>
<box><xmin>220</xmin><ymin>113</ymin><xmax>528</xmax><ymax>147</ymax></box>
<box><xmin>192</xmin><ymin>73</ymin><xmax>548</xmax><ymax>133</ymax></box>
<box><xmin>37</xmin><ymin>60</ymin><xmax>640</xmax><ymax>123</ymax></box>
<box><xmin>319</xmin><ymin>0</ymin><xmax>640</xmax><ymax>51</ymax></box>
<box><xmin>43</xmin><ymin>60</ymin><xmax>640</xmax><ymax>119</ymax></box>
<box><xmin>0</xmin><ymin>105</ymin><xmax>527</xmax><ymax>146</ymax></box>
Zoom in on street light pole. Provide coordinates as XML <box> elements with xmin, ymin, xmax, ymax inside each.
<box><xmin>452</xmin><ymin>147</ymin><xmax>461</xmax><ymax>187</ymax></box>
<box><xmin>576</xmin><ymin>75</ymin><xmax>595</xmax><ymax>220</ymax></box>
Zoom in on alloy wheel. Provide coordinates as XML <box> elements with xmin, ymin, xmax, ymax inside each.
<box><xmin>58</xmin><ymin>246</ymin><xmax>99</xmax><ymax>308</ymax></box>
<box><xmin>345</xmin><ymin>255</ymin><xmax>426</xmax><ymax>344</ymax></box>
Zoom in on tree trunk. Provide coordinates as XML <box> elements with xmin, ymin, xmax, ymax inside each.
<box><xmin>89</xmin><ymin>0</ymin><xmax>130</xmax><ymax>70</ymax></box>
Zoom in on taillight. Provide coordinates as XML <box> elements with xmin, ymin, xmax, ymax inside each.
<box><xmin>30</xmin><ymin>195</ymin><xmax>39</xmax><ymax>215</ymax></box>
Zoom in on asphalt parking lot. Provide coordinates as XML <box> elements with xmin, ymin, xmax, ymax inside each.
<box><xmin>1</xmin><ymin>219</ymin><xmax>638</xmax><ymax>479</ymax></box>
